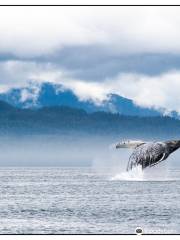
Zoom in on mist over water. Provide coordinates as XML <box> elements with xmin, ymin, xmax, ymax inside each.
<box><xmin>0</xmin><ymin>133</ymin><xmax>178</xmax><ymax>167</ymax></box>
<box><xmin>0</xmin><ymin>134</ymin><xmax>113</xmax><ymax>167</ymax></box>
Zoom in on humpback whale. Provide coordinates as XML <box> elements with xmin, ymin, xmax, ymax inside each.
<box><xmin>115</xmin><ymin>140</ymin><xmax>180</xmax><ymax>171</ymax></box>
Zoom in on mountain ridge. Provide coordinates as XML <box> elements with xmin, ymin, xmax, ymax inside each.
<box><xmin>0</xmin><ymin>82</ymin><xmax>170</xmax><ymax>118</ymax></box>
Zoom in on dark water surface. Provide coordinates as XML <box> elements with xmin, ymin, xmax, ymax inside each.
<box><xmin>0</xmin><ymin>167</ymin><xmax>179</xmax><ymax>234</ymax></box>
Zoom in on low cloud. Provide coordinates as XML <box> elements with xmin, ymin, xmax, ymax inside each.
<box><xmin>1</xmin><ymin>60</ymin><xmax>180</xmax><ymax>115</ymax></box>
<box><xmin>105</xmin><ymin>71</ymin><xmax>180</xmax><ymax>114</ymax></box>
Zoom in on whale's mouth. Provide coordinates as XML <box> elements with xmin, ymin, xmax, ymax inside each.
<box><xmin>166</xmin><ymin>140</ymin><xmax>180</xmax><ymax>153</ymax></box>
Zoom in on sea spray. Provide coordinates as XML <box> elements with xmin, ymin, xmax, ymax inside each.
<box><xmin>110</xmin><ymin>161</ymin><xmax>172</xmax><ymax>181</ymax></box>
<box><xmin>111</xmin><ymin>165</ymin><xmax>144</xmax><ymax>181</ymax></box>
<box><xmin>92</xmin><ymin>142</ymin><xmax>130</xmax><ymax>175</ymax></box>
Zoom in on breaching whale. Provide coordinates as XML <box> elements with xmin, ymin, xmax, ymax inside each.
<box><xmin>115</xmin><ymin>140</ymin><xmax>180</xmax><ymax>171</ymax></box>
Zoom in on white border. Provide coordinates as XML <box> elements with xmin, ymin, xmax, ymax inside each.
<box><xmin>0</xmin><ymin>0</ymin><xmax>179</xmax><ymax>5</ymax></box>
<box><xmin>0</xmin><ymin>235</ymin><xmax>179</xmax><ymax>239</ymax></box>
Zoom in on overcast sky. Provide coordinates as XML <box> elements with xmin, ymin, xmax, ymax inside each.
<box><xmin>1</xmin><ymin>7</ymin><xmax>180</xmax><ymax>113</ymax></box>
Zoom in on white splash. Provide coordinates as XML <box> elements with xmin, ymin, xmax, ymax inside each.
<box><xmin>111</xmin><ymin>165</ymin><xmax>144</xmax><ymax>181</ymax></box>
<box><xmin>110</xmin><ymin>162</ymin><xmax>175</xmax><ymax>181</ymax></box>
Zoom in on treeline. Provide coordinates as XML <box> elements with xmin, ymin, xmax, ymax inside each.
<box><xmin>0</xmin><ymin>100</ymin><xmax>180</xmax><ymax>139</ymax></box>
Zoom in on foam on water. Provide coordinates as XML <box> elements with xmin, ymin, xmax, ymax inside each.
<box><xmin>110</xmin><ymin>164</ymin><xmax>177</xmax><ymax>181</ymax></box>
<box><xmin>111</xmin><ymin>165</ymin><xmax>144</xmax><ymax>181</ymax></box>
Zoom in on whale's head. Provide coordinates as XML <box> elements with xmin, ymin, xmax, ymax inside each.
<box><xmin>165</xmin><ymin>140</ymin><xmax>180</xmax><ymax>153</ymax></box>
<box><xmin>115</xmin><ymin>140</ymin><xmax>145</xmax><ymax>149</ymax></box>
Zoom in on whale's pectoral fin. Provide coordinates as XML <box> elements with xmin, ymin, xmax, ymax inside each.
<box><xmin>116</xmin><ymin>140</ymin><xmax>146</xmax><ymax>149</ymax></box>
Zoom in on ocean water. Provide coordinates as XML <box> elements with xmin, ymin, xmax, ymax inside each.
<box><xmin>0</xmin><ymin>167</ymin><xmax>180</xmax><ymax>234</ymax></box>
